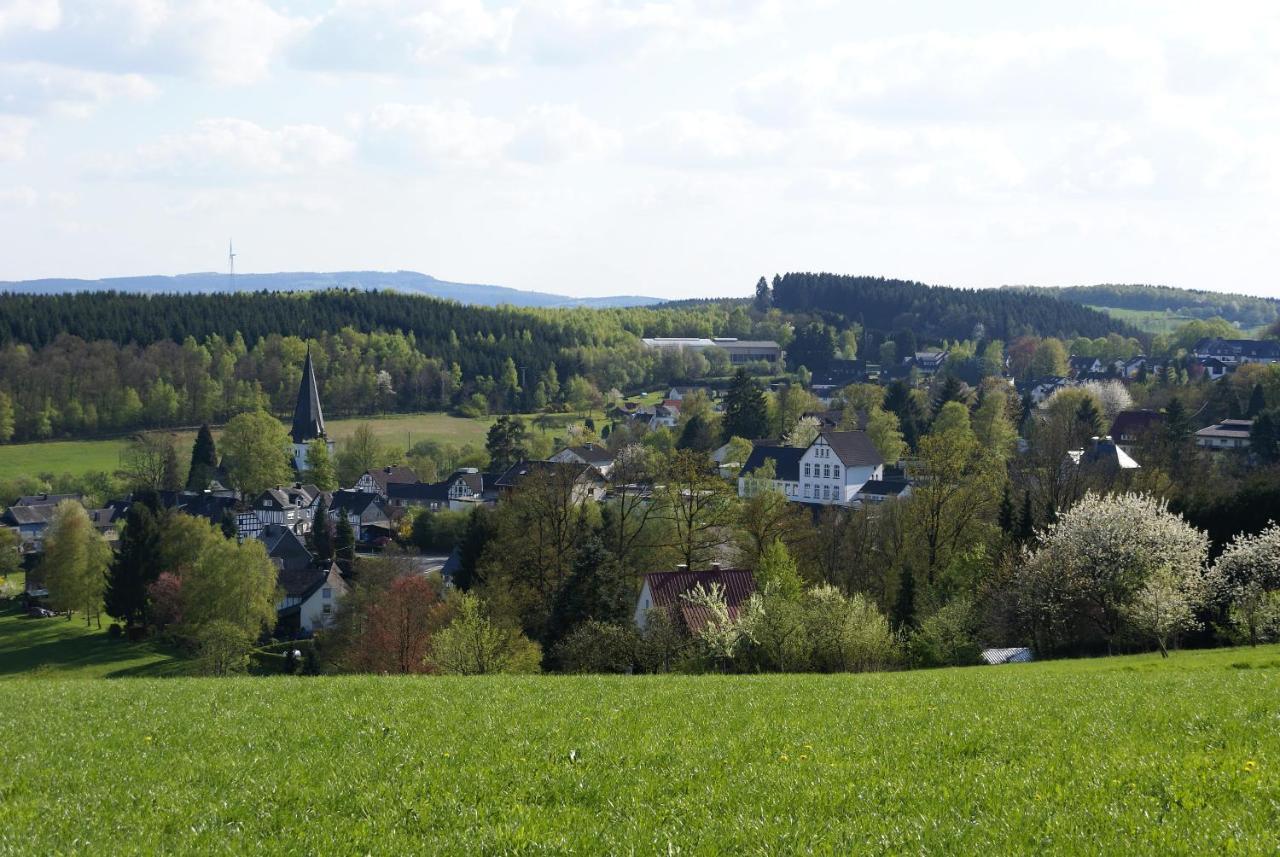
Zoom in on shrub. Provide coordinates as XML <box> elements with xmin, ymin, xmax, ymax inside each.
<box><xmin>802</xmin><ymin>586</ymin><xmax>899</xmax><ymax>673</ymax></box>
<box><xmin>910</xmin><ymin>598</ymin><xmax>983</xmax><ymax>668</ymax></box>
<box><xmin>107</xmin><ymin>623</ymin><xmax>122</xmax><ymax>640</ymax></box>
<box><xmin>554</xmin><ymin>621</ymin><xmax>639</xmax><ymax>673</ymax></box>
<box><xmin>195</xmin><ymin>621</ymin><xmax>253</xmax><ymax>676</ymax></box>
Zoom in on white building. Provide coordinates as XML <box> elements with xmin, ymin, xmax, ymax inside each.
<box><xmin>738</xmin><ymin>431</ymin><xmax>884</xmax><ymax>507</ymax></box>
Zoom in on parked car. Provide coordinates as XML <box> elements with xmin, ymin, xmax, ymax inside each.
<box><xmin>26</xmin><ymin>606</ymin><xmax>56</xmax><ymax>618</ymax></box>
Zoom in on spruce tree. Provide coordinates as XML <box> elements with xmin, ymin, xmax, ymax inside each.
<box><xmin>932</xmin><ymin>375</ymin><xmax>965</xmax><ymax>416</ymax></box>
<box><xmin>334</xmin><ymin>514</ymin><xmax>356</xmax><ymax>576</ymax></box>
<box><xmin>721</xmin><ymin>369</ymin><xmax>769</xmax><ymax>442</ymax></box>
<box><xmin>309</xmin><ymin>495</ymin><xmax>333</xmax><ymax>562</ymax></box>
<box><xmin>998</xmin><ymin>483</ymin><xmax>1015</xmax><ymax>534</ymax></box>
<box><xmin>1017</xmin><ymin>491</ymin><xmax>1036</xmax><ymax>543</ymax></box>
<box><xmin>186</xmin><ymin>423</ymin><xmax>218</xmax><ymax>490</ymax></box>
<box><xmin>161</xmin><ymin>440</ymin><xmax>182</xmax><ymax>492</ymax></box>
<box><xmin>104</xmin><ymin>497</ymin><xmax>163</xmax><ymax>630</ymax></box>
<box><xmin>892</xmin><ymin>566</ymin><xmax>916</xmax><ymax>630</ymax></box>
<box><xmin>1248</xmin><ymin>383</ymin><xmax>1266</xmax><ymax>418</ymax></box>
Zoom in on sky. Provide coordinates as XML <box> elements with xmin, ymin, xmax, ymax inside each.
<box><xmin>2</xmin><ymin>1</ymin><xmax>1280</xmax><ymax>299</ymax></box>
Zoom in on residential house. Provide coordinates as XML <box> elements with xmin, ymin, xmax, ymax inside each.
<box><xmin>1193</xmin><ymin>357</ymin><xmax>1230</xmax><ymax>381</ymax></box>
<box><xmin>649</xmin><ymin>401</ymin><xmax>680</xmax><ymax>430</ymax></box>
<box><xmin>1024</xmin><ymin>377</ymin><xmax>1070</xmax><ymax>405</ymax></box>
<box><xmin>14</xmin><ymin>493</ymin><xmax>83</xmax><ymax>507</ymax></box>
<box><xmin>1195</xmin><ymin>419</ymin><xmax>1253</xmax><ymax>451</ymax></box>
<box><xmin>1</xmin><ymin>500</ymin><xmax>121</xmax><ymax>555</ymax></box>
<box><xmin>1068</xmin><ymin>356</ymin><xmax>1104</xmax><ymax>377</ymax></box>
<box><xmin>1109</xmin><ymin>410</ymin><xmax>1166</xmax><ymax>454</ymax></box>
<box><xmin>328</xmin><ymin>490</ymin><xmax>393</xmax><ymax>542</ymax></box>
<box><xmin>385</xmin><ymin>469</ymin><xmax>499</xmax><ymax>512</ymax></box>
<box><xmin>1193</xmin><ymin>338</ymin><xmax>1280</xmax><ymax>367</ymax></box>
<box><xmin>261</xmin><ymin>524</ymin><xmax>315</xmax><ymax>573</ymax></box>
<box><xmin>665</xmin><ymin>386</ymin><xmax>716</xmax><ymax>402</ymax></box>
<box><xmin>354</xmin><ymin>466</ymin><xmax>419</xmax><ymax>498</ymax></box>
<box><xmin>1067</xmin><ymin>436</ymin><xmax>1141</xmax><ymax>472</ymax></box>
<box><xmin>853</xmin><ymin>478</ymin><xmax>913</xmax><ymax>505</ymax></box>
<box><xmin>912</xmin><ymin>351</ymin><xmax>949</xmax><ymax>376</ymax></box>
<box><xmin>386</xmin><ymin>480</ymin><xmax>452</xmax><ymax>512</ymax></box>
<box><xmin>738</xmin><ymin>430</ymin><xmax>884</xmax><ymax>507</ymax></box>
<box><xmin>251</xmin><ymin>486</ymin><xmax>319</xmax><ymax>535</ymax></box>
<box><xmin>633</xmin><ymin>565</ymin><xmax>757</xmax><ymax>632</ymax></box>
<box><xmin>550</xmin><ymin>443</ymin><xmax>617</xmax><ymax>477</ymax></box>
<box><xmin>494</xmin><ymin>460</ymin><xmax>608</xmax><ymax>503</ymax></box>
<box><xmin>276</xmin><ymin>562</ymin><xmax>348</xmax><ymax>636</ymax></box>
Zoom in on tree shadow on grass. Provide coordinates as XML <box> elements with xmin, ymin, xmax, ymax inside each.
<box><xmin>0</xmin><ymin>605</ymin><xmax>192</xmax><ymax>678</ymax></box>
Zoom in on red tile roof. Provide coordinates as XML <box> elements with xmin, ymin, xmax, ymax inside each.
<box><xmin>642</xmin><ymin>569</ymin><xmax>756</xmax><ymax>633</ymax></box>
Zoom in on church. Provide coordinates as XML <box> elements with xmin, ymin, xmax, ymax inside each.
<box><xmin>290</xmin><ymin>349</ymin><xmax>334</xmax><ymax>472</ymax></box>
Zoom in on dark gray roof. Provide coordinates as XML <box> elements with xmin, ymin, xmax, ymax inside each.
<box><xmin>15</xmin><ymin>493</ymin><xmax>82</xmax><ymax>507</ymax></box>
<box><xmin>560</xmin><ymin>444</ymin><xmax>615</xmax><ymax>465</ymax></box>
<box><xmin>820</xmin><ymin>431</ymin><xmax>883</xmax><ymax>468</ymax></box>
<box><xmin>856</xmin><ymin>480</ymin><xmax>910</xmax><ymax>497</ymax></box>
<box><xmin>387</xmin><ymin>481</ymin><xmax>451</xmax><ymax>502</ymax></box>
<box><xmin>329</xmin><ymin>490</ymin><xmax>389</xmax><ymax>522</ymax></box>
<box><xmin>739</xmin><ymin>445</ymin><xmax>804</xmax><ymax>482</ymax></box>
<box><xmin>290</xmin><ymin>349</ymin><xmax>326</xmax><ymax>444</ymax></box>
<box><xmin>1193</xmin><ymin>338</ymin><xmax>1280</xmax><ymax>359</ymax></box>
<box><xmin>261</xmin><ymin>525</ymin><xmax>314</xmax><ymax>571</ymax></box>
<box><xmin>495</xmin><ymin>460</ymin><xmax>604</xmax><ymax>489</ymax></box>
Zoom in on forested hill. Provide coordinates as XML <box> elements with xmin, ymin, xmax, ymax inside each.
<box><xmin>0</xmin><ymin>270</ymin><xmax>661</xmax><ymax>310</ymax></box>
<box><xmin>772</xmin><ymin>273</ymin><xmax>1137</xmax><ymax>341</ymax></box>
<box><xmin>1005</xmin><ymin>284</ymin><xmax>1279</xmax><ymax>330</ymax></box>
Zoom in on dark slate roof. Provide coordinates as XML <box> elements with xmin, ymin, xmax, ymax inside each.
<box><xmin>261</xmin><ymin>525</ymin><xmax>314</xmax><ymax>571</ymax></box>
<box><xmin>1110</xmin><ymin>409</ymin><xmax>1165</xmax><ymax>439</ymax></box>
<box><xmin>387</xmin><ymin>481</ymin><xmax>451</xmax><ymax>502</ymax></box>
<box><xmin>820</xmin><ymin>431</ymin><xmax>883</xmax><ymax>468</ymax></box>
<box><xmin>329</xmin><ymin>490</ymin><xmax>389</xmax><ymax>522</ymax></box>
<box><xmin>560</xmin><ymin>444</ymin><xmax>616</xmax><ymax>465</ymax></box>
<box><xmin>277</xmin><ymin>564</ymin><xmax>341</xmax><ymax>601</ymax></box>
<box><xmin>642</xmin><ymin>569</ymin><xmax>757</xmax><ymax>633</ymax></box>
<box><xmin>15</xmin><ymin>493</ymin><xmax>82</xmax><ymax>507</ymax></box>
<box><xmin>2</xmin><ymin>505</ymin><xmax>56</xmax><ymax>526</ymax></box>
<box><xmin>363</xmin><ymin>466</ymin><xmax>418</xmax><ymax>493</ymax></box>
<box><xmin>855</xmin><ymin>479</ymin><xmax>911</xmax><ymax>497</ymax></box>
<box><xmin>445</xmin><ymin>470</ymin><xmax>499</xmax><ymax>495</ymax></box>
<box><xmin>1193</xmin><ymin>338</ymin><xmax>1280</xmax><ymax>359</ymax></box>
<box><xmin>290</xmin><ymin>349</ymin><xmax>327</xmax><ymax>444</ymax></box>
<box><xmin>494</xmin><ymin>460</ymin><xmax>604</xmax><ymax>489</ymax></box>
<box><xmin>739</xmin><ymin>445</ymin><xmax>804</xmax><ymax>482</ymax></box>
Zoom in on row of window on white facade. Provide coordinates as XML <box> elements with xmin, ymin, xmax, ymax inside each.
<box><xmin>804</xmin><ymin>463</ymin><xmax>840</xmax><ymax>479</ymax></box>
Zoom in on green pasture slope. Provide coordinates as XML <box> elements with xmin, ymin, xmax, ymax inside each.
<box><xmin>2</xmin><ymin>646</ymin><xmax>1278</xmax><ymax>854</ymax></box>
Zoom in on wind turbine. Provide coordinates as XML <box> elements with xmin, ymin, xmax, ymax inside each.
<box><xmin>228</xmin><ymin>239</ymin><xmax>237</xmax><ymax>290</ymax></box>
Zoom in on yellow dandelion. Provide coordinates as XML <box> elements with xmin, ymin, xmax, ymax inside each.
<box><xmin>799</xmin><ymin>755</ymin><xmax>809</xmax><ymax>761</ymax></box>
<box><xmin>1243</xmin><ymin>760</ymin><xmax>1258</xmax><ymax>772</ymax></box>
<box><xmin>779</xmin><ymin>753</ymin><xmax>789</xmax><ymax>762</ymax></box>
<box><xmin>144</xmin><ymin>736</ymin><xmax>153</xmax><ymax>743</ymax></box>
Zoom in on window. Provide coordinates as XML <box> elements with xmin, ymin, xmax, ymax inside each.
<box><xmin>322</xmin><ymin>588</ymin><xmax>332</xmax><ymax>599</ymax></box>
<box><xmin>822</xmin><ymin>485</ymin><xmax>830</xmax><ymax>500</ymax></box>
<box><xmin>823</xmin><ymin>464</ymin><xmax>830</xmax><ymax>478</ymax></box>
<box><xmin>322</xmin><ymin>604</ymin><xmax>332</xmax><ymax>615</ymax></box>
<box><xmin>804</xmin><ymin>463</ymin><xmax>810</xmax><ymax>477</ymax></box>
<box><xmin>833</xmin><ymin>465</ymin><xmax>840</xmax><ymax>479</ymax></box>
<box><xmin>804</xmin><ymin>484</ymin><xmax>811</xmax><ymax>498</ymax></box>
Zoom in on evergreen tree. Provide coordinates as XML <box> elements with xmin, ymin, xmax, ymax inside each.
<box><xmin>334</xmin><ymin>514</ymin><xmax>356</xmax><ymax>576</ymax></box>
<box><xmin>309</xmin><ymin>495</ymin><xmax>333</xmax><ymax>562</ymax></box>
<box><xmin>677</xmin><ymin>414</ymin><xmax>718</xmax><ymax>452</ymax></box>
<box><xmin>1251</xmin><ymin>409</ymin><xmax>1280</xmax><ymax>464</ymax></box>
<box><xmin>1075</xmin><ymin>396</ymin><xmax>1103</xmax><ymax>439</ymax></box>
<box><xmin>1164</xmin><ymin>396</ymin><xmax>1190</xmax><ymax>446</ymax></box>
<box><xmin>721</xmin><ymin>369</ymin><xmax>769</xmax><ymax>442</ymax></box>
<box><xmin>547</xmin><ymin>537</ymin><xmax>632</xmax><ymax>652</ymax></box>
<box><xmin>892</xmin><ymin>566</ymin><xmax>916</xmax><ymax>630</ymax></box>
<box><xmin>1017</xmin><ymin>491</ymin><xmax>1036</xmax><ymax>543</ymax></box>
<box><xmin>104</xmin><ymin>496</ymin><xmax>163</xmax><ymax>629</ymax></box>
<box><xmin>219</xmin><ymin>510</ymin><xmax>238</xmax><ymax>540</ymax></box>
<box><xmin>932</xmin><ymin>375</ymin><xmax>965</xmax><ymax>416</ymax></box>
<box><xmin>485</xmin><ymin>415</ymin><xmax>529</xmax><ymax>472</ymax></box>
<box><xmin>753</xmin><ymin>276</ymin><xmax>772</xmax><ymax>312</ymax></box>
<box><xmin>1248</xmin><ymin>383</ymin><xmax>1267</xmax><ymax>418</ymax></box>
<box><xmin>456</xmin><ymin>505</ymin><xmax>498</xmax><ymax>591</ymax></box>
<box><xmin>186</xmin><ymin>423</ymin><xmax>218</xmax><ymax>490</ymax></box>
<box><xmin>998</xmin><ymin>483</ymin><xmax>1015</xmax><ymax>535</ymax></box>
<box><xmin>160</xmin><ymin>440</ymin><xmax>182</xmax><ymax>492</ymax></box>
<box><xmin>884</xmin><ymin>380</ymin><xmax>924</xmax><ymax>451</ymax></box>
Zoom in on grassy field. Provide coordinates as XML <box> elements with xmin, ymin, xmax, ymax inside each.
<box><xmin>1</xmin><ymin>644</ymin><xmax>1277</xmax><ymax>853</ymax></box>
<box><xmin>0</xmin><ymin>409</ymin><xmax>616</xmax><ymax>483</ymax></box>
<box><xmin>1087</xmin><ymin>305</ymin><xmax>1197</xmax><ymax>335</ymax></box>
<box><xmin>0</xmin><ymin>585</ymin><xmax>190</xmax><ymax>680</ymax></box>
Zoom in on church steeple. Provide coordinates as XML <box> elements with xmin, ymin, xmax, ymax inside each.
<box><xmin>291</xmin><ymin>348</ymin><xmax>326</xmax><ymax>444</ymax></box>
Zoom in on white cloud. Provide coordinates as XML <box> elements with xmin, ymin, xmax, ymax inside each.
<box><xmin>0</xmin><ymin>63</ymin><xmax>157</xmax><ymax>117</ymax></box>
<box><xmin>0</xmin><ymin>0</ymin><xmax>306</xmax><ymax>84</ymax></box>
<box><xmin>631</xmin><ymin>110</ymin><xmax>783</xmax><ymax>166</ymax></box>
<box><xmin>110</xmin><ymin>118</ymin><xmax>354</xmax><ymax>180</ymax></box>
<box><xmin>0</xmin><ymin>0</ymin><xmax>60</xmax><ymax>36</ymax></box>
<box><xmin>0</xmin><ymin>185</ymin><xmax>39</xmax><ymax>207</ymax></box>
<box><xmin>293</xmin><ymin>0</ymin><xmax>515</xmax><ymax>73</ymax></box>
<box><xmin>357</xmin><ymin>100</ymin><xmax>619</xmax><ymax>167</ymax></box>
<box><xmin>0</xmin><ymin>115</ymin><xmax>34</xmax><ymax>159</ymax></box>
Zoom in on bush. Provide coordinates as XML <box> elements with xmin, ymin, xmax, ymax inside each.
<box><xmin>802</xmin><ymin>586</ymin><xmax>899</xmax><ymax>673</ymax></box>
<box><xmin>195</xmin><ymin>621</ymin><xmax>254</xmax><ymax>676</ymax></box>
<box><xmin>107</xmin><ymin>623</ymin><xmax>122</xmax><ymax>640</ymax></box>
<box><xmin>910</xmin><ymin>598</ymin><xmax>983</xmax><ymax>668</ymax></box>
<box><xmin>554</xmin><ymin>621</ymin><xmax>639</xmax><ymax>673</ymax></box>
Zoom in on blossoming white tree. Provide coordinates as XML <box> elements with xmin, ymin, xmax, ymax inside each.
<box><xmin>1079</xmin><ymin>380</ymin><xmax>1135</xmax><ymax>423</ymax></box>
<box><xmin>1020</xmin><ymin>493</ymin><xmax>1208</xmax><ymax>653</ymax></box>
<box><xmin>1206</xmin><ymin>523</ymin><xmax>1280</xmax><ymax>646</ymax></box>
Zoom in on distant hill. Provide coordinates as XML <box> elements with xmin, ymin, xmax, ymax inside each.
<box><xmin>0</xmin><ymin>270</ymin><xmax>662</xmax><ymax>310</ymax></box>
<box><xmin>1004</xmin><ymin>284</ymin><xmax>1279</xmax><ymax>334</ymax></box>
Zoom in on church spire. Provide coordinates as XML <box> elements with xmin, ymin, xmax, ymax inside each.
<box><xmin>291</xmin><ymin>347</ymin><xmax>326</xmax><ymax>444</ymax></box>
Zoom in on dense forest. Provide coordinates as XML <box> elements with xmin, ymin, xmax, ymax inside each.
<box><xmin>772</xmin><ymin>273</ymin><xmax>1139</xmax><ymax>342</ymax></box>
<box><xmin>1008</xmin><ymin>284</ymin><xmax>1279</xmax><ymax>329</ymax></box>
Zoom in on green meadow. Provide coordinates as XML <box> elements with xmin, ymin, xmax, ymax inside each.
<box><xmin>0</xmin><ymin>409</ymin><xmax>615</xmax><ymax>484</ymax></box>
<box><xmin>2</xmin><ymin>640</ymin><xmax>1277</xmax><ymax>854</ymax></box>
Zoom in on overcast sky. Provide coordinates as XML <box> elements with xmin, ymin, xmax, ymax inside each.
<box><xmin>2</xmin><ymin>1</ymin><xmax>1279</xmax><ymax>299</ymax></box>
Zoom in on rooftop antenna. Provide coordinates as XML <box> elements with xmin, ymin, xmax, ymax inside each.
<box><xmin>228</xmin><ymin>239</ymin><xmax>236</xmax><ymax>290</ymax></box>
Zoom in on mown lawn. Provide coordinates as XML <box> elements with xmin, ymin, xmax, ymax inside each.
<box><xmin>2</xmin><ymin>645</ymin><xmax>1277</xmax><ymax>854</ymax></box>
<box><xmin>0</xmin><ymin>595</ymin><xmax>190</xmax><ymax>680</ymax></box>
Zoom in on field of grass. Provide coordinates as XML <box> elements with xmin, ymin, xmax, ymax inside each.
<box><xmin>0</xmin><ymin>409</ymin><xmax>619</xmax><ymax>484</ymax></box>
<box><xmin>0</xmin><ymin>590</ymin><xmax>190</xmax><ymax>680</ymax></box>
<box><xmin>1087</xmin><ymin>305</ymin><xmax>1197</xmax><ymax>335</ymax></box>
<box><xmin>1</xmin><ymin>644</ymin><xmax>1277</xmax><ymax>853</ymax></box>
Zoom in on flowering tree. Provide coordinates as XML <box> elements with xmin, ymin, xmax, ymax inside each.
<box><xmin>1020</xmin><ymin>493</ymin><xmax>1208</xmax><ymax>652</ymax></box>
<box><xmin>1080</xmin><ymin>380</ymin><xmax>1135</xmax><ymax>424</ymax></box>
<box><xmin>681</xmin><ymin>582</ymin><xmax>755</xmax><ymax>667</ymax></box>
<box><xmin>1206</xmin><ymin>523</ymin><xmax>1280</xmax><ymax>646</ymax></box>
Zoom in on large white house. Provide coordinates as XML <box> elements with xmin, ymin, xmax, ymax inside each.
<box><xmin>738</xmin><ymin>431</ymin><xmax>884</xmax><ymax>506</ymax></box>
